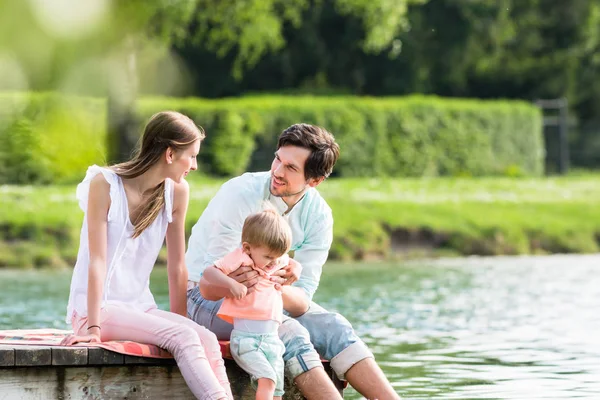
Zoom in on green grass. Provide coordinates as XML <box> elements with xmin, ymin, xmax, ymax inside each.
<box><xmin>1</xmin><ymin>174</ymin><xmax>599</xmax><ymax>268</ymax></box>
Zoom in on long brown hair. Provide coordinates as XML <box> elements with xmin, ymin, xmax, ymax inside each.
<box><xmin>112</xmin><ymin>111</ymin><xmax>204</xmax><ymax>238</ymax></box>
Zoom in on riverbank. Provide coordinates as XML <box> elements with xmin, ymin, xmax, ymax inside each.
<box><xmin>1</xmin><ymin>174</ymin><xmax>599</xmax><ymax>268</ymax></box>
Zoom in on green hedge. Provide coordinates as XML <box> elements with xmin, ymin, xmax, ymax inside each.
<box><xmin>0</xmin><ymin>92</ymin><xmax>106</xmax><ymax>184</ymax></box>
<box><xmin>0</xmin><ymin>92</ymin><xmax>543</xmax><ymax>183</ymax></box>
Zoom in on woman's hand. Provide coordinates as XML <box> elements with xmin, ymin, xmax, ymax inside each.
<box><xmin>270</xmin><ymin>258</ymin><xmax>302</xmax><ymax>286</ymax></box>
<box><xmin>59</xmin><ymin>332</ymin><xmax>101</xmax><ymax>346</ymax></box>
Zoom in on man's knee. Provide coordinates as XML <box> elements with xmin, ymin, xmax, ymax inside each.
<box><xmin>318</xmin><ymin>313</ymin><xmax>374</xmax><ymax>380</ymax></box>
<box><xmin>279</xmin><ymin>318</ymin><xmax>312</xmax><ymax>357</ymax></box>
<box><xmin>279</xmin><ymin>318</ymin><xmax>323</xmax><ymax>380</ymax></box>
<box><xmin>295</xmin><ymin>305</ymin><xmax>374</xmax><ymax>380</ymax></box>
<box><xmin>298</xmin><ymin>308</ymin><xmax>359</xmax><ymax>358</ymax></box>
<box><xmin>324</xmin><ymin>311</ymin><xmax>355</xmax><ymax>339</ymax></box>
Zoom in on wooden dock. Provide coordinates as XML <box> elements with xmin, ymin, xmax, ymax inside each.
<box><xmin>0</xmin><ymin>344</ymin><xmax>345</xmax><ymax>399</ymax></box>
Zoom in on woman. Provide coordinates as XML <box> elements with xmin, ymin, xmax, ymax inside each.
<box><xmin>61</xmin><ymin>111</ymin><xmax>232</xmax><ymax>400</ymax></box>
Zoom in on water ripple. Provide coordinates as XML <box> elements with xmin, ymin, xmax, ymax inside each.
<box><xmin>1</xmin><ymin>255</ymin><xmax>599</xmax><ymax>399</ymax></box>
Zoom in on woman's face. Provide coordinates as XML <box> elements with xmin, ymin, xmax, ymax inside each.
<box><xmin>168</xmin><ymin>140</ymin><xmax>200</xmax><ymax>183</ymax></box>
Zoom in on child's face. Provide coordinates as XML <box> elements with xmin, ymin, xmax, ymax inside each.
<box><xmin>245</xmin><ymin>245</ymin><xmax>282</xmax><ymax>271</ymax></box>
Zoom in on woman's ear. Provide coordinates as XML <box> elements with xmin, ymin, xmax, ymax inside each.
<box><xmin>166</xmin><ymin>147</ymin><xmax>173</xmax><ymax>164</ymax></box>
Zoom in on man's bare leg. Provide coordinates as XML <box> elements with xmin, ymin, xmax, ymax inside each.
<box><xmin>345</xmin><ymin>358</ymin><xmax>401</xmax><ymax>400</ymax></box>
<box><xmin>294</xmin><ymin>367</ymin><xmax>343</xmax><ymax>400</ymax></box>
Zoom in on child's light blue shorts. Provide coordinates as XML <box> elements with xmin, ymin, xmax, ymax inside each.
<box><xmin>230</xmin><ymin>329</ymin><xmax>285</xmax><ymax>397</ymax></box>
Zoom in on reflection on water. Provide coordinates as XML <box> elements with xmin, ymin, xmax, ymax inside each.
<box><xmin>1</xmin><ymin>254</ymin><xmax>599</xmax><ymax>399</ymax></box>
<box><xmin>315</xmin><ymin>255</ymin><xmax>600</xmax><ymax>400</ymax></box>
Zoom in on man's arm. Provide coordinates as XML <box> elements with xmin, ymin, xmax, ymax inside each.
<box><xmin>275</xmin><ymin>213</ymin><xmax>333</xmax><ymax>316</ymax></box>
<box><xmin>187</xmin><ymin>179</ymin><xmax>259</xmax><ymax>298</ymax></box>
<box><xmin>280</xmin><ymin>286</ymin><xmax>311</xmax><ymax>317</ymax></box>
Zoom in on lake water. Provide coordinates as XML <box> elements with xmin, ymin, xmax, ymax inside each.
<box><xmin>1</xmin><ymin>254</ymin><xmax>599</xmax><ymax>399</ymax></box>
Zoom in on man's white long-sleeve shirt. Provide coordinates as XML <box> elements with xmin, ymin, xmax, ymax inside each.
<box><xmin>185</xmin><ymin>171</ymin><xmax>333</xmax><ymax>301</ymax></box>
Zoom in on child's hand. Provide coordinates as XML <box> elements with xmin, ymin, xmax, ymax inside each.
<box><xmin>229</xmin><ymin>282</ymin><xmax>248</xmax><ymax>300</ymax></box>
<box><xmin>274</xmin><ymin>283</ymin><xmax>282</xmax><ymax>291</ymax></box>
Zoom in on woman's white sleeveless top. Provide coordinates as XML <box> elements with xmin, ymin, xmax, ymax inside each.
<box><xmin>65</xmin><ymin>165</ymin><xmax>174</xmax><ymax>323</ymax></box>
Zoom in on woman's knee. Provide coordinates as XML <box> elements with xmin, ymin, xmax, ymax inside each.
<box><xmin>190</xmin><ymin>324</ymin><xmax>221</xmax><ymax>352</ymax></box>
<box><xmin>169</xmin><ymin>324</ymin><xmax>203</xmax><ymax>352</ymax></box>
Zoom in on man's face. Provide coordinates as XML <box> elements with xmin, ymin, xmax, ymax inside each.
<box><xmin>270</xmin><ymin>145</ymin><xmax>312</xmax><ymax>198</ymax></box>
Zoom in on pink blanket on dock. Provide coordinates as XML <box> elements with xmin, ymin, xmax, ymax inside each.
<box><xmin>0</xmin><ymin>329</ymin><xmax>232</xmax><ymax>359</ymax></box>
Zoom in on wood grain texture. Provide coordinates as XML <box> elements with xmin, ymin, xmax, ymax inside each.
<box><xmin>87</xmin><ymin>347</ymin><xmax>123</xmax><ymax>365</ymax></box>
<box><xmin>14</xmin><ymin>346</ymin><xmax>51</xmax><ymax>366</ymax></box>
<box><xmin>0</xmin><ymin>345</ymin><xmax>344</xmax><ymax>399</ymax></box>
<box><xmin>52</xmin><ymin>347</ymin><xmax>88</xmax><ymax>366</ymax></box>
<box><xmin>0</xmin><ymin>345</ymin><xmax>15</xmax><ymax>367</ymax></box>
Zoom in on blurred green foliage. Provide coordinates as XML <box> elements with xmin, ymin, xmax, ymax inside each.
<box><xmin>3</xmin><ymin>0</ymin><xmax>586</xmax><ymax>171</ymax></box>
<box><xmin>0</xmin><ymin>92</ymin><xmax>106</xmax><ymax>184</ymax></box>
<box><xmin>173</xmin><ymin>0</ymin><xmax>600</xmax><ymax>170</ymax></box>
<box><xmin>0</xmin><ymin>92</ymin><xmax>542</xmax><ymax>183</ymax></box>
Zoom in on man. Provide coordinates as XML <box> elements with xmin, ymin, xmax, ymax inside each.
<box><xmin>186</xmin><ymin>123</ymin><xmax>400</xmax><ymax>399</ymax></box>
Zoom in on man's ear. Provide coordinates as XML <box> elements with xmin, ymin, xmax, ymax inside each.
<box><xmin>307</xmin><ymin>176</ymin><xmax>325</xmax><ymax>188</ymax></box>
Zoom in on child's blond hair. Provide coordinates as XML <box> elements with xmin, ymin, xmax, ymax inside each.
<box><xmin>241</xmin><ymin>207</ymin><xmax>292</xmax><ymax>256</ymax></box>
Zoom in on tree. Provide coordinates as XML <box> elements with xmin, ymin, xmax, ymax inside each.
<box><xmin>189</xmin><ymin>0</ymin><xmax>423</xmax><ymax>79</ymax></box>
<box><xmin>0</xmin><ymin>0</ymin><xmax>200</xmax><ymax>162</ymax></box>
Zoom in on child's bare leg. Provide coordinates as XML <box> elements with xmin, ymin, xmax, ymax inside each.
<box><xmin>256</xmin><ymin>377</ymin><xmax>276</xmax><ymax>400</ymax></box>
<box><xmin>273</xmin><ymin>397</ymin><xmax>282</xmax><ymax>400</ymax></box>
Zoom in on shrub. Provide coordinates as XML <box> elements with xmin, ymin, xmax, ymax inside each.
<box><xmin>0</xmin><ymin>92</ymin><xmax>543</xmax><ymax>183</ymax></box>
<box><xmin>0</xmin><ymin>92</ymin><xmax>106</xmax><ymax>184</ymax></box>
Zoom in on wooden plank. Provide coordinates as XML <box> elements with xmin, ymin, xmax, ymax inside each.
<box><xmin>88</xmin><ymin>347</ymin><xmax>124</xmax><ymax>365</ymax></box>
<box><xmin>52</xmin><ymin>346</ymin><xmax>87</xmax><ymax>366</ymax></box>
<box><xmin>0</xmin><ymin>345</ymin><xmax>15</xmax><ymax>367</ymax></box>
<box><xmin>14</xmin><ymin>346</ymin><xmax>51</xmax><ymax>366</ymax></box>
<box><xmin>0</xmin><ymin>366</ymin><xmax>195</xmax><ymax>400</ymax></box>
<box><xmin>0</xmin><ymin>362</ymin><xmax>342</xmax><ymax>399</ymax></box>
<box><xmin>124</xmin><ymin>354</ymin><xmax>177</xmax><ymax>365</ymax></box>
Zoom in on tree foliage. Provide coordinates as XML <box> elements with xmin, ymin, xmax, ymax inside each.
<box><xmin>3</xmin><ymin>0</ymin><xmax>600</xmax><ymax>168</ymax></box>
<box><xmin>173</xmin><ymin>0</ymin><xmax>600</xmax><ymax>168</ymax></box>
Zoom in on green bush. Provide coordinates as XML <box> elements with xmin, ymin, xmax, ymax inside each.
<box><xmin>0</xmin><ymin>92</ymin><xmax>543</xmax><ymax>183</ymax></box>
<box><xmin>137</xmin><ymin>95</ymin><xmax>543</xmax><ymax>177</ymax></box>
<box><xmin>0</xmin><ymin>92</ymin><xmax>106</xmax><ymax>184</ymax></box>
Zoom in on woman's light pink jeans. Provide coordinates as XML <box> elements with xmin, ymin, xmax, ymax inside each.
<box><xmin>73</xmin><ymin>305</ymin><xmax>232</xmax><ymax>400</ymax></box>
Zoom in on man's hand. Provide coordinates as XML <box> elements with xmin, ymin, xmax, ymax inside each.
<box><xmin>270</xmin><ymin>258</ymin><xmax>302</xmax><ymax>286</ymax></box>
<box><xmin>229</xmin><ymin>282</ymin><xmax>248</xmax><ymax>299</ymax></box>
<box><xmin>228</xmin><ymin>265</ymin><xmax>259</xmax><ymax>294</ymax></box>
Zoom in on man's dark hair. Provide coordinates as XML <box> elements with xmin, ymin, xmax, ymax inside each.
<box><xmin>277</xmin><ymin>123</ymin><xmax>340</xmax><ymax>180</ymax></box>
